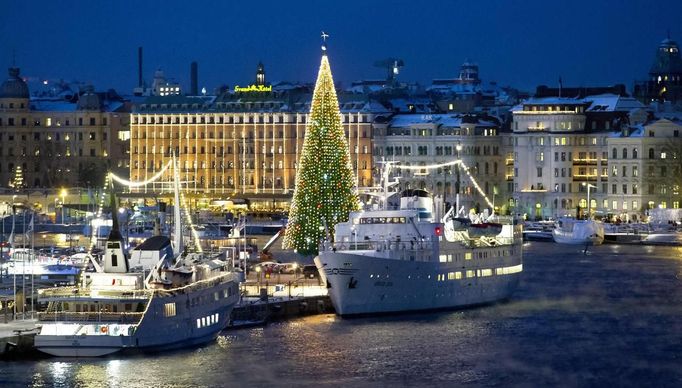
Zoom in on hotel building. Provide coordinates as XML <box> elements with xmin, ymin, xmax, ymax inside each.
<box><xmin>129</xmin><ymin>83</ymin><xmax>379</xmax><ymax>209</ymax></box>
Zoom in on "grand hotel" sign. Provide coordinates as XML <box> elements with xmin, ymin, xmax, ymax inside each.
<box><xmin>234</xmin><ymin>84</ymin><xmax>272</xmax><ymax>92</ymax></box>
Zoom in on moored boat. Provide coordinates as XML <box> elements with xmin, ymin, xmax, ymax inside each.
<box><xmin>315</xmin><ymin>189</ymin><xmax>523</xmax><ymax>316</ymax></box>
<box><xmin>552</xmin><ymin>218</ymin><xmax>604</xmax><ymax>245</ymax></box>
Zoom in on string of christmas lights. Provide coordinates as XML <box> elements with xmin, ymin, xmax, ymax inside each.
<box><xmin>110</xmin><ymin>161</ymin><xmax>172</xmax><ymax>188</ymax></box>
<box><xmin>394</xmin><ymin>160</ymin><xmax>494</xmax><ymax>209</ymax></box>
<box><xmin>88</xmin><ymin>159</ymin><xmax>203</xmax><ymax>254</ymax></box>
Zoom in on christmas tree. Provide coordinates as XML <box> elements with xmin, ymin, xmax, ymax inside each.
<box><xmin>283</xmin><ymin>37</ymin><xmax>359</xmax><ymax>255</ymax></box>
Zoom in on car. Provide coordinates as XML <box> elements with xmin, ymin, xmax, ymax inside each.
<box><xmin>250</xmin><ymin>261</ymin><xmax>280</xmax><ymax>273</ymax></box>
<box><xmin>302</xmin><ymin>264</ymin><xmax>319</xmax><ymax>279</ymax></box>
<box><xmin>278</xmin><ymin>262</ymin><xmax>299</xmax><ymax>274</ymax></box>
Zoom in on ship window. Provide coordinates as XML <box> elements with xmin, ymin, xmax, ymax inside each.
<box><xmin>196</xmin><ymin>318</ymin><xmax>201</xmax><ymax>328</ymax></box>
<box><xmin>125</xmin><ymin>304</ymin><xmax>132</xmax><ymax>311</ymax></box>
<box><xmin>202</xmin><ymin>317</ymin><xmax>206</xmax><ymax>327</ymax></box>
<box><xmin>214</xmin><ymin>292</ymin><xmax>219</xmax><ymax>301</ymax></box>
<box><xmin>466</xmin><ymin>270</ymin><xmax>475</xmax><ymax>278</ymax></box>
<box><xmin>439</xmin><ymin>254</ymin><xmax>448</xmax><ymax>263</ymax></box>
<box><xmin>111</xmin><ymin>253</ymin><xmax>118</xmax><ymax>267</ymax></box>
<box><xmin>465</xmin><ymin>252</ymin><xmax>472</xmax><ymax>260</ymax></box>
<box><xmin>455</xmin><ymin>272</ymin><xmax>462</xmax><ymax>280</ymax></box>
<box><xmin>164</xmin><ymin>303</ymin><xmax>176</xmax><ymax>317</ymax></box>
<box><xmin>481</xmin><ymin>269</ymin><xmax>493</xmax><ymax>277</ymax></box>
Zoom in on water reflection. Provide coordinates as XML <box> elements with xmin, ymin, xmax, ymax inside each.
<box><xmin>3</xmin><ymin>243</ymin><xmax>682</xmax><ymax>386</ymax></box>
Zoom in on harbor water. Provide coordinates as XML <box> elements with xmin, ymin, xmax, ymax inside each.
<box><xmin>2</xmin><ymin>242</ymin><xmax>682</xmax><ymax>387</ymax></box>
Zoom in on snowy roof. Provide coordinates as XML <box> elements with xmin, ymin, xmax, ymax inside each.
<box><xmin>515</xmin><ymin>94</ymin><xmax>644</xmax><ymax>113</ymax></box>
<box><xmin>583</xmin><ymin>94</ymin><xmax>644</xmax><ymax>112</ymax></box>
<box><xmin>388</xmin><ymin>114</ymin><xmax>497</xmax><ymax>128</ymax></box>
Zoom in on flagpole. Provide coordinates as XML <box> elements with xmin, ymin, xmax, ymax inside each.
<box><xmin>10</xmin><ymin>199</ymin><xmax>16</xmax><ymax>320</ymax></box>
<box><xmin>22</xmin><ymin>210</ymin><xmax>25</xmax><ymax>320</ymax></box>
<box><xmin>30</xmin><ymin>211</ymin><xmax>34</xmax><ymax>318</ymax></box>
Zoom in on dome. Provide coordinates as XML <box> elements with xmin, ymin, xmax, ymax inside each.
<box><xmin>0</xmin><ymin>67</ymin><xmax>29</xmax><ymax>99</ymax></box>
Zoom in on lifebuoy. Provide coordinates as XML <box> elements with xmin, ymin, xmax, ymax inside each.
<box><xmin>101</xmin><ymin>326</ymin><xmax>108</xmax><ymax>333</ymax></box>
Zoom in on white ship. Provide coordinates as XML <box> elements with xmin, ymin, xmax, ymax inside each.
<box><xmin>552</xmin><ymin>218</ymin><xmax>604</xmax><ymax>245</ymax></box>
<box><xmin>34</xmin><ymin>165</ymin><xmax>240</xmax><ymax>357</ymax></box>
<box><xmin>315</xmin><ymin>189</ymin><xmax>523</xmax><ymax>316</ymax></box>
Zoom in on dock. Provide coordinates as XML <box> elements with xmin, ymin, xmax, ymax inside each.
<box><xmin>0</xmin><ymin>318</ymin><xmax>41</xmax><ymax>359</ymax></box>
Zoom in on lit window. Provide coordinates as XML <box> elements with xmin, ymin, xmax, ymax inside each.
<box><xmin>164</xmin><ymin>303</ymin><xmax>176</xmax><ymax>317</ymax></box>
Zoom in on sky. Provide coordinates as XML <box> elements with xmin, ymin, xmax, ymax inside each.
<box><xmin>2</xmin><ymin>0</ymin><xmax>682</xmax><ymax>95</ymax></box>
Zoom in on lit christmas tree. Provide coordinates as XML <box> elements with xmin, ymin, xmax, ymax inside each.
<box><xmin>283</xmin><ymin>34</ymin><xmax>359</xmax><ymax>255</ymax></box>
<box><xmin>9</xmin><ymin>164</ymin><xmax>25</xmax><ymax>191</ymax></box>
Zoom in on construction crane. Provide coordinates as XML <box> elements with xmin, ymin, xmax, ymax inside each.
<box><xmin>373</xmin><ymin>58</ymin><xmax>404</xmax><ymax>82</ymax></box>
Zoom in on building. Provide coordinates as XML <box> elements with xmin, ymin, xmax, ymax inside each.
<box><xmin>0</xmin><ymin>67</ymin><xmax>130</xmax><ymax>190</ymax></box>
<box><xmin>510</xmin><ymin>91</ymin><xmax>645</xmax><ymax>220</ymax></box>
<box><xmin>372</xmin><ymin>112</ymin><xmax>506</xmax><ymax>213</ymax></box>
<box><xmin>634</xmin><ymin>36</ymin><xmax>682</xmax><ymax>104</ymax></box>
<box><xmin>129</xmin><ymin>80</ymin><xmax>379</xmax><ymax>209</ymax></box>
<box><xmin>607</xmin><ymin>114</ymin><xmax>682</xmax><ymax>220</ymax></box>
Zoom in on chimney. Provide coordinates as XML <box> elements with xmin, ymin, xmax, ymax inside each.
<box><xmin>190</xmin><ymin>61</ymin><xmax>198</xmax><ymax>96</ymax></box>
<box><xmin>138</xmin><ymin>47</ymin><xmax>143</xmax><ymax>88</ymax></box>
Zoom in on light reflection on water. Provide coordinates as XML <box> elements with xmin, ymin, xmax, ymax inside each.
<box><xmin>3</xmin><ymin>242</ymin><xmax>682</xmax><ymax>387</ymax></box>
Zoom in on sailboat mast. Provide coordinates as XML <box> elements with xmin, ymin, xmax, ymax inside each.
<box><xmin>172</xmin><ymin>154</ymin><xmax>183</xmax><ymax>257</ymax></box>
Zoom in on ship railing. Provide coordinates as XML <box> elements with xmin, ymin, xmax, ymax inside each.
<box><xmin>328</xmin><ymin>240</ymin><xmax>435</xmax><ymax>252</ymax></box>
<box><xmin>37</xmin><ymin>311</ymin><xmax>144</xmax><ymax>324</ymax></box>
<box><xmin>38</xmin><ymin>287</ymin><xmax>153</xmax><ymax>300</ymax></box>
<box><xmin>150</xmin><ymin>272</ymin><xmax>237</xmax><ymax>296</ymax></box>
<box><xmin>38</xmin><ymin>273</ymin><xmax>236</xmax><ymax>300</ymax></box>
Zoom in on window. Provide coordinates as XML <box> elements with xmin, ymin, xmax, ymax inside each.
<box><xmin>622</xmin><ymin>148</ymin><xmax>628</xmax><ymax>159</ymax></box>
<box><xmin>537</xmin><ymin>167</ymin><xmax>542</xmax><ymax>178</ymax></box>
<box><xmin>164</xmin><ymin>303</ymin><xmax>176</xmax><ymax>317</ymax></box>
<box><xmin>622</xmin><ymin>184</ymin><xmax>628</xmax><ymax>194</ymax></box>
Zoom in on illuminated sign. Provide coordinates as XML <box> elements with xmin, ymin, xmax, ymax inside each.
<box><xmin>234</xmin><ymin>84</ymin><xmax>272</xmax><ymax>92</ymax></box>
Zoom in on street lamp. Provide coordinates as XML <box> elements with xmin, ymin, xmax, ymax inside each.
<box><xmin>582</xmin><ymin>183</ymin><xmax>596</xmax><ymax>219</ymax></box>
<box><xmin>455</xmin><ymin>142</ymin><xmax>463</xmax><ymax>214</ymax></box>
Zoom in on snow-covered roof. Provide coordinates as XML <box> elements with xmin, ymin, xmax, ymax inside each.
<box><xmin>388</xmin><ymin>114</ymin><xmax>497</xmax><ymax>128</ymax></box>
<box><xmin>583</xmin><ymin>94</ymin><xmax>644</xmax><ymax>112</ymax></box>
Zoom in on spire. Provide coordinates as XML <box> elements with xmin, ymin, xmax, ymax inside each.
<box><xmin>283</xmin><ymin>42</ymin><xmax>359</xmax><ymax>255</ymax></box>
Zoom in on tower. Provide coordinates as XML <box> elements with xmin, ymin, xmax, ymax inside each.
<box><xmin>634</xmin><ymin>36</ymin><xmax>682</xmax><ymax>103</ymax></box>
<box><xmin>283</xmin><ymin>34</ymin><xmax>359</xmax><ymax>255</ymax></box>
<box><xmin>256</xmin><ymin>62</ymin><xmax>265</xmax><ymax>86</ymax></box>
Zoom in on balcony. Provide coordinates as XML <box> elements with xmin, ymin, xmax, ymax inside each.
<box><xmin>573</xmin><ymin>174</ymin><xmax>598</xmax><ymax>182</ymax></box>
<box><xmin>572</xmin><ymin>158</ymin><xmax>598</xmax><ymax>166</ymax></box>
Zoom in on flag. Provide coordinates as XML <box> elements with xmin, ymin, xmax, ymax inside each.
<box><xmin>25</xmin><ymin>213</ymin><xmax>34</xmax><ymax>236</ymax></box>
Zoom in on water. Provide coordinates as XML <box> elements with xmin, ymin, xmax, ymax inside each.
<box><xmin>3</xmin><ymin>242</ymin><xmax>682</xmax><ymax>387</ymax></box>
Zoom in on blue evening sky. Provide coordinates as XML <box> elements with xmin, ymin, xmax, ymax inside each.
<box><xmin>1</xmin><ymin>0</ymin><xmax>680</xmax><ymax>94</ymax></box>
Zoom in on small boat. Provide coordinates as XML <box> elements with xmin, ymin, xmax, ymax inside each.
<box><xmin>552</xmin><ymin>218</ymin><xmax>604</xmax><ymax>245</ymax></box>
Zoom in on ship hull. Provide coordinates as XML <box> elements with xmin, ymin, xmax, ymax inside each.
<box><xmin>316</xmin><ymin>249</ymin><xmax>522</xmax><ymax>316</ymax></box>
<box><xmin>35</xmin><ymin>277</ymin><xmax>240</xmax><ymax>357</ymax></box>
